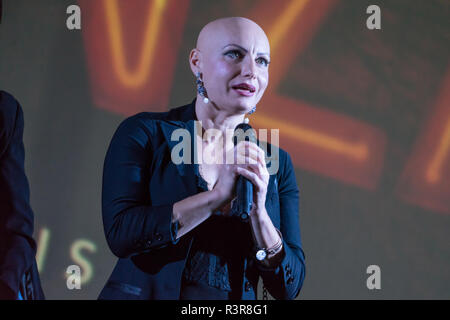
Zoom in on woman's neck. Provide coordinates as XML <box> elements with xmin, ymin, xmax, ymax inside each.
<box><xmin>194</xmin><ymin>97</ymin><xmax>246</xmax><ymax>143</ymax></box>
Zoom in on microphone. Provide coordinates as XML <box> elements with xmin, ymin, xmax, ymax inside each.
<box><xmin>233</xmin><ymin>122</ymin><xmax>257</xmax><ymax>221</ymax></box>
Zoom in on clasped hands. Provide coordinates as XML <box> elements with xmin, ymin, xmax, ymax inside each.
<box><xmin>213</xmin><ymin>140</ymin><xmax>270</xmax><ymax>219</ymax></box>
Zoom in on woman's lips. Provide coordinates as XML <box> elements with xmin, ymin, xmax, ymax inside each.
<box><xmin>232</xmin><ymin>83</ymin><xmax>256</xmax><ymax>97</ymax></box>
<box><xmin>233</xmin><ymin>88</ymin><xmax>255</xmax><ymax>97</ymax></box>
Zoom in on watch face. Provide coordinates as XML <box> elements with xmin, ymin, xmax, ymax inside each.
<box><xmin>256</xmin><ymin>249</ymin><xmax>267</xmax><ymax>261</ymax></box>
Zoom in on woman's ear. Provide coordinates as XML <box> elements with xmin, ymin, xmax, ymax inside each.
<box><xmin>189</xmin><ymin>48</ymin><xmax>202</xmax><ymax>75</ymax></box>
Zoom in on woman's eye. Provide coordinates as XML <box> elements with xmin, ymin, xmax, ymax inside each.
<box><xmin>256</xmin><ymin>57</ymin><xmax>270</xmax><ymax>67</ymax></box>
<box><xmin>225</xmin><ymin>50</ymin><xmax>242</xmax><ymax>59</ymax></box>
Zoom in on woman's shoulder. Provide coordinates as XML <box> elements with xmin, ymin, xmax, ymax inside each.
<box><xmin>258</xmin><ymin>139</ymin><xmax>293</xmax><ymax>176</ymax></box>
<box><xmin>111</xmin><ymin>101</ymin><xmax>196</xmax><ymax>145</ymax></box>
<box><xmin>118</xmin><ymin>100</ymin><xmax>195</xmax><ymax>128</ymax></box>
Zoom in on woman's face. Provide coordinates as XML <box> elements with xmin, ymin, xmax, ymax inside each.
<box><xmin>194</xmin><ymin>19</ymin><xmax>270</xmax><ymax>115</ymax></box>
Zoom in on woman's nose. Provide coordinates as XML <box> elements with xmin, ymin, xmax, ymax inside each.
<box><xmin>241</xmin><ymin>55</ymin><xmax>257</xmax><ymax>79</ymax></box>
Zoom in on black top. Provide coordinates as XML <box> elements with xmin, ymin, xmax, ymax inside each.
<box><xmin>99</xmin><ymin>98</ymin><xmax>306</xmax><ymax>300</ymax></box>
<box><xmin>180</xmin><ymin>164</ymin><xmax>255</xmax><ymax>299</ymax></box>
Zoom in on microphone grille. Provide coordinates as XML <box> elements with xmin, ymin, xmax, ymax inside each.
<box><xmin>233</xmin><ymin>122</ymin><xmax>257</xmax><ymax>146</ymax></box>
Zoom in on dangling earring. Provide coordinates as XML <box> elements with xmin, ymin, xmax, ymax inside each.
<box><xmin>244</xmin><ymin>106</ymin><xmax>256</xmax><ymax>124</ymax></box>
<box><xmin>196</xmin><ymin>72</ymin><xmax>209</xmax><ymax>104</ymax></box>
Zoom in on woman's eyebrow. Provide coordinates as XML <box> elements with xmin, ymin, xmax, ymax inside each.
<box><xmin>222</xmin><ymin>44</ymin><xmax>270</xmax><ymax>57</ymax></box>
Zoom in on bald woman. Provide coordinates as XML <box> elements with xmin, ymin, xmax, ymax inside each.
<box><xmin>99</xmin><ymin>17</ymin><xmax>305</xmax><ymax>300</ymax></box>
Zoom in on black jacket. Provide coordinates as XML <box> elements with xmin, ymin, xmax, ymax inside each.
<box><xmin>0</xmin><ymin>91</ymin><xmax>44</xmax><ymax>299</ymax></box>
<box><xmin>99</xmin><ymin>99</ymin><xmax>305</xmax><ymax>300</ymax></box>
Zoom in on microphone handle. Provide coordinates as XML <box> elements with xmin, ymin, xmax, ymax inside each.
<box><xmin>236</xmin><ymin>175</ymin><xmax>253</xmax><ymax>221</ymax></box>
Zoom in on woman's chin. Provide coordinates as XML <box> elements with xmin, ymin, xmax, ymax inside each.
<box><xmin>215</xmin><ymin>97</ymin><xmax>255</xmax><ymax>114</ymax></box>
<box><xmin>230</xmin><ymin>100</ymin><xmax>254</xmax><ymax>113</ymax></box>
<box><xmin>235</xmin><ymin>105</ymin><xmax>253</xmax><ymax>114</ymax></box>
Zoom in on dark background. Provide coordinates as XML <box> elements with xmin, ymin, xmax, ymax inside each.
<box><xmin>0</xmin><ymin>0</ymin><xmax>449</xmax><ymax>299</ymax></box>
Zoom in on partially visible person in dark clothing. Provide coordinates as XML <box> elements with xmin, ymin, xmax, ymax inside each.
<box><xmin>0</xmin><ymin>90</ymin><xmax>44</xmax><ymax>299</ymax></box>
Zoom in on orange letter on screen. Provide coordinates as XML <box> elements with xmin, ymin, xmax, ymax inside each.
<box><xmin>79</xmin><ymin>0</ymin><xmax>190</xmax><ymax>116</ymax></box>
<box><xmin>397</xmin><ymin>68</ymin><xmax>450</xmax><ymax>215</ymax></box>
<box><xmin>247</xmin><ymin>0</ymin><xmax>387</xmax><ymax>190</ymax></box>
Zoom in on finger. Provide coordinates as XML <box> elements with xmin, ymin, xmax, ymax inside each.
<box><xmin>236</xmin><ymin>152</ymin><xmax>258</xmax><ymax>165</ymax></box>
<box><xmin>236</xmin><ymin>149</ymin><xmax>265</xmax><ymax>171</ymax></box>
<box><xmin>236</xmin><ymin>140</ymin><xmax>258</xmax><ymax>153</ymax></box>
<box><xmin>240</xmin><ymin>142</ymin><xmax>267</xmax><ymax>165</ymax></box>
<box><xmin>239</xmin><ymin>163</ymin><xmax>261</xmax><ymax>176</ymax></box>
<box><xmin>236</xmin><ymin>142</ymin><xmax>249</xmax><ymax>160</ymax></box>
<box><xmin>236</xmin><ymin>140</ymin><xmax>250</xmax><ymax>151</ymax></box>
<box><xmin>237</xmin><ymin>167</ymin><xmax>268</xmax><ymax>196</ymax></box>
<box><xmin>234</xmin><ymin>141</ymin><xmax>250</xmax><ymax>161</ymax></box>
<box><xmin>238</xmin><ymin>146</ymin><xmax>258</xmax><ymax>162</ymax></box>
<box><xmin>236</xmin><ymin>166</ymin><xmax>263</xmax><ymax>190</ymax></box>
<box><xmin>250</xmin><ymin>146</ymin><xmax>270</xmax><ymax>179</ymax></box>
<box><xmin>237</xmin><ymin>143</ymin><xmax>266</xmax><ymax>166</ymax></box>
<box><xmin>246</xmin><ymin>162</ymin><xmax>270</xmax><ymax>185</ymax></box>
<box><xmin>250</xmin><ymin>143</ymin><xmax>267</xmax><ymax>166</ymax></box>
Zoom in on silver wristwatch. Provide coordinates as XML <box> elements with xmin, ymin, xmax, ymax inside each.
<box><xmin>255</xmin><ymin>229</ymin><xmax>283</xmax><ymax>261</ymax></box>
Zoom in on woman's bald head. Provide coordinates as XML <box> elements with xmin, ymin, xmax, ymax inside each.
<box><xmin>196</xmin><ymin>17</ymin><xmax>270</xmax><ymax>53</ymax></box>
<box><xmin>190</xmin><ymin>17</ymin><xmax>270</xmax><ymax>115</ymax></box>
